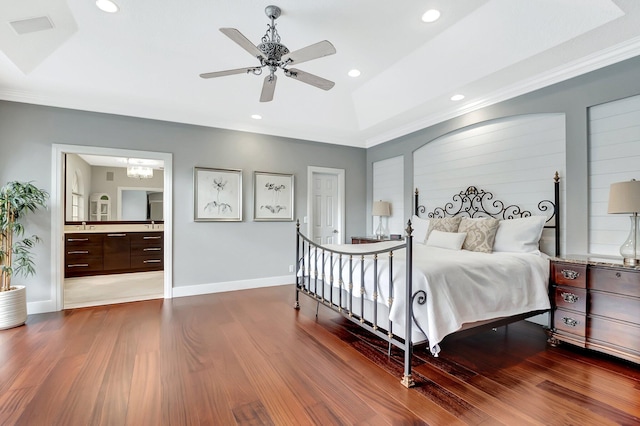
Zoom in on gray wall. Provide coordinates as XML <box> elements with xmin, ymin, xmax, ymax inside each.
<box><xmin>0</xmin><ymin>101</ymin><xmax>366</xmax><ymax>304</ymax></box>
<box><xmin>367</xmin><ymin>55</ymin><xmax>640</xmax><ymax>256</ymax></box>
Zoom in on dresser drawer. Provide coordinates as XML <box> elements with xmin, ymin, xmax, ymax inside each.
<box><xmin>554</xmin><ymin>308</ymin><xmax>586</xmax><ymax>337</ymax></box>
<box><xmin>65</xmin><ymin>233</ymin><xmax>104</xmax><ymax>247</ymax></box>
<box><xmin>66</xmin><ymin>244</ymin><xmax>103</xmax><ymax>257</ymax></box>
<box><xmin>552</xmin><ymin>262</ymin><xmax>586</xmax><ymax>288</ymax></box>
<box><xmin>588</xmin><ymin>267</ymin><xmax>640</xmax><ymax>297</ymax></box>
<box><xmin>130</xmin><ymin>232</ymin><xmax>164</xmax><ymax>247</ymax></box>
<box><xmin>553</xmin><ymin>286</ymin><xmax>587</xmax><ymax>313</ymax></box>
<box><xmin>131</xmin><ymin>254</ymin><xmax>163</xmax><ymax>270</ymax></box>
<box><xmin>65</xmin><ymin>256</ymin><xmax>104</xmax><ymax>277</ymax></box>
<box><xmin>590</xmin><ymin>291</ymin><xmax>640</xmax><ymax>324</ymax></box>
<box><xmin>589</xmin><ymin>316</ymin><xmax>640</xmax><ymax>354</ymax></box>
<box><xmin>131</xmin><ymin>245</ymin><xmax>163</xmax><ymax>256</ymax></box>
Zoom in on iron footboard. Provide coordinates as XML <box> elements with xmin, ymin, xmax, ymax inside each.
<box><xmin>294</xmin><ymin>220</ymin><xmax>417</xmax><ymax>388</ymax></box>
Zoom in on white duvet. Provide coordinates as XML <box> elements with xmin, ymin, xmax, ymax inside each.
<box><xmin>302</xmin><ymin>241</ymin><xmax>551</xmax><ymax>355</ymax></box>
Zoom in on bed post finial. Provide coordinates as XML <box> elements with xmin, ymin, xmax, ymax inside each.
<box><xmin>296</xmin><ymin>219</ymin><xmax>300</xmax><ymax>230</ymax></box>
<box><xmin>405</xmin><ymin>220</ymin><xmax>413</xmax><ymax>237</ymax></box>
<box><xmin>554</xmin><ymin>171</ymin><xmax>559</xmax><ymax>183</ymax></box>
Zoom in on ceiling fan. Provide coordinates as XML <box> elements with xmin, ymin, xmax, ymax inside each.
<box><xmin>199</xmin><ymin>5</ymin><xmax>336</xmax><ymax>102</ymax></box>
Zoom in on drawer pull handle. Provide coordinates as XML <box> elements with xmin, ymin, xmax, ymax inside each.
<box><xmin>143</xmin><ymin>259</ymin><xmax>162</xmax><ymax>263</ymax></box>
<box><xmin>67</xmin><ymin>250</ymin><xmax>89</xmax><ymax>255</ymax></box>
<box><xmin>143</xmin><ymin>248</ymin><xmax>162</xmax><ymax>251</ymax></box>
<box><xmin>67</xmin><ymin>264</ymin><xmax>89</xmax><ymax>268</ymax></box>
<box><xmin>561</xmin><ymin>292</ymin><xmax>579</xmax><ymax>303</ymax></box>
<box><xmin>561</xmin><ymin>269</ymin><xmax>580</xmax><ymax>280</ymax></box>
<box><xmin>107</xmin><ymin>233</ymin><xmax>127</xmax><ymax>237</ymax></box>
<box><xmin>562</xmin><ymin>317</ymin><xmax>578</xmax><ymax>327</ymax></box>
<box><xmin>67</xmin><ymin>238</ymin><xmax>89</xmax><ymax>242</ymax></box>
<box><xmin>143</xmin><ymin>236</ymin><xmax>162</xmax><ymax>240</ymax></box>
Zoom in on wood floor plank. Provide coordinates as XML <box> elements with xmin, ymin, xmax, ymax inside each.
<box><xmin>0</xmin><ymin>284</ymin><xmax>639</xmax><ymax>425</ymax></box>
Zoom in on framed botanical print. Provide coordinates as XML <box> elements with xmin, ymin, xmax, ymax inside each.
<box><xmin>194</xmin><ymin>167</ymin><xmax>242</xmax><ymax>221</ymax></box>
<box><xmin>253</xmin><ymin>171</ymin><xmax>294</xmax><ymax>221</ymax></box>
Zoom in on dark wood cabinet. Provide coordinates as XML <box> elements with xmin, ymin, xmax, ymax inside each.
<box><xmin>103</xmin><ymin>233</ymin><xmax>130</xmax><ymax>271</ymax></box>
<box><xmin>549</xmin><ymin>258</ymin><xmax>640</xmax><ymax>364</ymax></box>
<box><xmin>65</xmin><ymin>231</ymin><xmax>163</xmax><ymax>277</ymax></box>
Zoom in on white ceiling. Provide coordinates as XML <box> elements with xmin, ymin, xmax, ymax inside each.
<box><xmin>2</xmin><ymin>0</ymin><xmax>640</xmax><ymax>148</ymax></box>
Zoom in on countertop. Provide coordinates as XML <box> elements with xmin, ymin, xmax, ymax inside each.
<box><xmin>64</xmin><ymin>223</ymin><xmax>164</xmax><ymax>234</ymax></box>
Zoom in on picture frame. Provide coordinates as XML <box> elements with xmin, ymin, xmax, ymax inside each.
<box><xmin>194</xmin><ymin>167</ymin><xmax>242</xmax><ymax>222</ymax></box>
<box><xmin>253</xmin><ymin>171</ymin><xmax>294</xmax><ymax>221</ymax></box>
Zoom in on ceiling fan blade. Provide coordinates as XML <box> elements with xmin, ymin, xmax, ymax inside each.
<box><xmin>282</xmin><ymin>40</ymin><xmax>336</xmax><ymax>65</ymax></box>
<box><xmin>199</xmin><ymin>67</ymin><xmax>261</xmax><ymax>79</ymax></box>
<box><xmin>286</xmin><ymin>68</ymin><xmax>335</xmax><ymax>91</ymax></box>
<box><xmin>220</xmin><ymin>28</ymin><xmax>264</xmax><ymax>60</ymax></box>
<box><xmin>260</xmin><ymin>75</ymin><xmax>277</xmax><ymax>102</ymax></box>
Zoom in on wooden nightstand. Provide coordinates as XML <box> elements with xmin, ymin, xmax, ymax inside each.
<box><xmin>548</xmin><ymin>256</ymin><xmax>640</xmax><ymax>364</ymax></box>
<box><xmin>351</xmin><ymin>236</ymin><xmax>388</xmax><ymax>244</ymax></box>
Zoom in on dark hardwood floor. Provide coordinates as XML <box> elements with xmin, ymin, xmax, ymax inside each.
<box><xmin>0</xmin><ymin>284</ymin><xmax>638</xmax><ymax>425</ymax></box>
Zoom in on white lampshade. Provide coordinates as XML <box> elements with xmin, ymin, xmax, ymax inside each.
<box><xmin>608</xmin><ymin>180</ymin><xmax>640</xmax><ymax>214</ymax></box>
<box><xmin>372</xmin><ymin>201</ymin><xmax>391</xmax><ymax>217</ymax></box>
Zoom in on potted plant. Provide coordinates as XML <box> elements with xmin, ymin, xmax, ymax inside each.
<box><xmin>0</xmin><ymin>181</ymin><xmax>49</xmax><ymax>330</ymax></box>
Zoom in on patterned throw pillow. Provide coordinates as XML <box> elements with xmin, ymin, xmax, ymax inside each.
<box><xmin>458</xmin><ymin>217</ymin><xmax>500</xmax><ymax>253</ymax></box>
<box><xmin>426</xmin><ymin>217</ymin><xmax>462</xmax><ymax>238</ymax></box>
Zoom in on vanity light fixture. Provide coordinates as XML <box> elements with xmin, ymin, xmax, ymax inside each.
<box><xmin>127</xmin><ymin>165</ymin><xmax>153</xmax><ymax>179</ymax></box>
<box><xmin>422</xmin><ymin>9</ymin><xmax>441</xmax><ymax>23</ymax></box>
<box><xmin>96</xmin><ymin>0</ymin><xmax>119</xmax><ymax>13</ymax></box>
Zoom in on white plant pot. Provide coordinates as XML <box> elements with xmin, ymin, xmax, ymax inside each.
<box><xmin>0</xmin><ymin>285</ymin><xmax>27</xmax><ymax>330</ymax></box>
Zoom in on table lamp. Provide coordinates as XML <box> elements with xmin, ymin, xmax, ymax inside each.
<box><xmin>608</xmin><ymin>179</ymin><xmax>640</xmax><ymax>266</ymax></box>
<box><xmin>372</xmin><ymin>200</ymin><xmax>391</xmax><ymax>239</ymax></box>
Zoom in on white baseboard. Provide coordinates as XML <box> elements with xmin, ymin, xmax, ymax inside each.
<box><xmin>172</xmin><ymin>275</ymin><xmax>295</xmax><ymax>298</ymax></box>
<box><xmin>27</xmin><ymin>299</ymin><xmax>57</xmax><ymax>315</ymax></box>
<box><xmin>526</xmin><ymin>311</ymin><xmax>550</xmax><ymax>327</ymax></box>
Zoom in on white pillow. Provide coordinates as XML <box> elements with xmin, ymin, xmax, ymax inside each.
<box><xmin>411</xmin><ymin>215</ymin><xmax>430</xmax><ymax>244</ymax></box>
<box><xmin>426</xmin><ymin>230</ymin><xmax>467</xmax><ymax>250</ymax></box>
<box><xmin>493</xmin><ymin>216</ymin><xmax>547</xmax><ymax>254</ymax></box>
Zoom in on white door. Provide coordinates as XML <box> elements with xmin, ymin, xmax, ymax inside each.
<box><xmin>308</xmin><ymin>167</ymin><xmax>345</xmax><ymax>244</ymax></box>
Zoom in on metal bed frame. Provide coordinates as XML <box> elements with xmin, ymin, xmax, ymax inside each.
<box><xmin>294</xmin><ymin>173</ymin><xmax>560</xmax><ymax>388</ymax></box>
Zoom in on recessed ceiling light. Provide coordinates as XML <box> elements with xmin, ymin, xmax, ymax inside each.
<box><xmin>422</xmin><ymin>9</ymin><xmax>441</xmax><ymax>23</ymax></box>
<box><xmin>450</xmin><ymin>94</ymin><xmax>465</xmax><ymax>101</ymax></box>
<box><xmin>348</xmin><ymin>69</ymin><xmax>361</xmax><ymax>78</ymax></box>
<box><xmin>96</xmin><ymin>0</ymin><xmax>119</xmax><ymax>13</ymax></box>
<box><xmin>251</xmin><ymin>114</ymin><xmax>262</xmax><ymax>120</ymax></box>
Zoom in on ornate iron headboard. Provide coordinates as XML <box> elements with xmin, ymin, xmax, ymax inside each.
<box><xmin>414</xmin><ymin>172</ymin><xmax>560</xmax><ymax>255</ymax></box>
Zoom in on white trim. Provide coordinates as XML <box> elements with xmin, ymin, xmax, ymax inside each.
<box><xmin>306</xmin><ymin>166</ymin><xmax>346</xmax><ymax>244</ymax></box>
<box><xmin>51</xmin><ymin>144</ymin><xmax>173</xmax><ymax>312</ymax></box>
<box><xmin>172</xmin><ymin>275</ymin><xmax>294</xmax><ymax>298</ymax></box>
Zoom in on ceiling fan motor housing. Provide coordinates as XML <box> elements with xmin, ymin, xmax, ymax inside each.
<box><xmin>258</xmin><ymin>42</ymin><xmax>289</xmax><ymax>61</ymax></box>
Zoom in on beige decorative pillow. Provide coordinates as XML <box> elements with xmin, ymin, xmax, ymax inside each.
<box><xmin>458</xmin><ymin>217</ymin><xmax>500</xmax><ymax>253</ymax></box>
<box><xmin>426</xmin><ymin>217</ymin><xmax>462</xmax><ymax>238</ymax></box>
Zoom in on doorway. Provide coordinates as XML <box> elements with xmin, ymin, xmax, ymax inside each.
<box><xmin>51</xmin><ymin>144</ymin><xmax>173</xmax><ymax>311</ymax></box>
<box><xmin>307</xmin><ymin>166</ymin><xmax>345</xmax><ymax>244</ymax></box>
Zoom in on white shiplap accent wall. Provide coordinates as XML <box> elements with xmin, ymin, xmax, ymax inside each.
<box><xmin>589</xmin><ymin>95</ymin><xmax>640</xmax><ymax>256</ymax></box>
<box><xmin>414</xmin><ymin>114</ymin><xmax>566</xmax><ymax>254</ymax></box>
<box><xmin>373</xmin><ymin>155</ymin><xmax>404</xmax><ymax>236</ymax></box>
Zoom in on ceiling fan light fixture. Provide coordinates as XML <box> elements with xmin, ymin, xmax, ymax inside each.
<box><xmin>96</xmin><ymin>0</ymin><xmax>119</xmax><ymax>13</ymax></box>
<box><xmin>422</xmin><ymin>9</ymin><xmax>441</xmax><ymax>23</ymax></box>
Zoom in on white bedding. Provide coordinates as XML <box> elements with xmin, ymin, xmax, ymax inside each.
<box><xmin>301</xmin><ymin>242</ymin><xmax>551</xmax><ymax>355</ymax></box>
